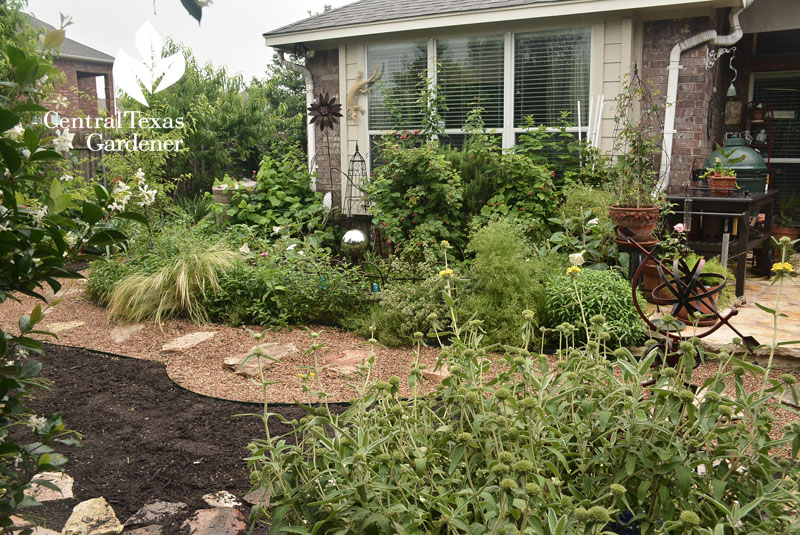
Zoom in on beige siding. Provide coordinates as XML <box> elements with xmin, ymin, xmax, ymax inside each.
<box><xmin>598</xmin><ymin>17</ymin><xmax>633</xmax><ymax>153</ymax></box>
<box><xmin>341</xmin><ymin>43</ymin><xmax>368</xmax><ymax>213</ymax></box>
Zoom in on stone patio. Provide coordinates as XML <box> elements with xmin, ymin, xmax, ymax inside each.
<box><xmin>676</xmin><ymin>274</ymin><xmax>800</xmax><ymax>368</ymax></box>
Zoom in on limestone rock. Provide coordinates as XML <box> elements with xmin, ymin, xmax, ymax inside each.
<box><xmin>223</xmin><ymin>343</ymin><xmax>298</xmax><ymax>379</ymax></box>
<box><xmin>782</xmin><ymin>385</ymin><xmax>800</xmax><ymax>408</ymax></box>
<box><xmin>241</xmin><ymin>488</ymin><xmax>269</xmax><ymax>508</ymax></box>
<box><xmin>110</xmin><ymin>325</ymin><xmax>145</xmax><ymax>345</ymax></box>
<box><xmin>423</xmin><ymin>364</ymin><xmax>450</xmax><ymax>384</ymax></box>
<box><xmin>45</xmin><ymin>321</ymin><xmax>84</xmax><ymax>334</ymax></box>
<box><xmin>201</xmin><ymin>491</ymin><xmax>241</xmax><ymax>508</ymax></box>
<box><xmin>24</xmin><ymin>471</ymin><xmax>74</xmax><ymax>501</ymax></box>
<box><xmin>125</xmin><ymin>501</ymin><xmax>188</xmax><ymax>526</ymax></box>
<box><xmin>32</xmin><ymin>528</ymin><xmax>60</xmax><ymax>535</ymax></box>
<box><xmin>63</xmin><ymin>497</ymin><xmax>124</xmax><ymax>535</ymax></box>
<box><xmin>326</xmin><ymin>350</ymin><xmax>369</xmax><ymax>376</ymax></box>
<box><xmin>125</xmin><ymin>526</ymin><xmax>162</xmax><ymax>535</ymax></box>
<box><xmin>181</xmin><ymin>508</ymin><xmax>246</xmax><ymax>535</ymax></box>
<box><xmin>162</xmin><ymin>332</ymin><xmax>216</xmax><ymax>352</ymax></box>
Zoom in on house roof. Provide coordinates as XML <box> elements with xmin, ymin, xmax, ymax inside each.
<box><xmin>25</xmin><ymin>14</ymin><xmax>115</xmax><ymax>64</ymax></box>
<box><xmin>264</xmin><ymin>0</ymin><xmax>564</xmax><ymax>38</ymax></box>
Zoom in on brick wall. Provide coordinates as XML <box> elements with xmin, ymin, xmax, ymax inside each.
<box><xmin>641</xmin><ymin>15</ymin><xmax>722</xmax><ymax>191</ymax></box>
<box><xmin>306</xmin><ymin>49</ymin><xmax>342</xmax><ymax>207</ymax></box>
<box><xmin>51</xmin><ymin>57</ymin><xmax>115</xmax><ymax>146</ymax></box>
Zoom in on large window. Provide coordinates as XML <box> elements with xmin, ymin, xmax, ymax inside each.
<box><xmin>366</xmin><ymin>26</ymin><xmax>592</xmax><ymax>153</ymax></box>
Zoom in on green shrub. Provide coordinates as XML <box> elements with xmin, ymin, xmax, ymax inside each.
<box><xmin>346</xmin><ymin>274</ymin><xmax>448</xmax><ymax>347</ymax></box>
<box><xmin>366</xmin><ymin>141</ymin><xmax>464</xmax><ymax>255</ymax></box>
<box><xmin>107</xmin><ymin>243</ymin><xmax>239</xmax><ymax>324</ymax></box>
<box><xmin>209</xmin><ymin>244</ymin><xmax>368</xmax><ymax>328</ymax></box>
<box><xmin>546</xmin><ymin>268</ymin><xmax>645</xmax><ymax>348</ymax></box>
<box><xmin>457</xmin><ymin>221</ymin><xmax>545</xmax><ymax>347</ymax></box>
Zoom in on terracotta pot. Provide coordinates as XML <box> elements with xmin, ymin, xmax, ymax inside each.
<box><xmin>773</xmin><ymin>226</ymin><xmax>800</xmax><ymax>242</ymax></box>
<box><xmin>609</xmin><ymin>205</ymin><xmax>660</xmax><ymax>242</ymax></box>
<box><xmin>640</xmin><ymin>258</ymin><xmax>661</xmax><ymax>303</ymax></box>
<box><xmin>707</xmin><ymin>174</ymin><xmax>737</xmax><ymax>197</ymax></box>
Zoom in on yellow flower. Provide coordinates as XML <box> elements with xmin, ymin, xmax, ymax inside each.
<box><xmin>772</xmin><ymin>262</ymin><xmax>795</xmax><ymax>275</ymax></box>
<box><xmin>439</xmin><ymin>268</ymin><xmax>455</xmax><ymax>279</ymax></box>
<box><xmin>566</xmin><ymin>266</ymin><xmax>581</xmax><ymax>276</ymax></box>
<box><xmin>440</xmin><ymin>240</ymin><xmax>451</xmax><ymax>248</ymax></box>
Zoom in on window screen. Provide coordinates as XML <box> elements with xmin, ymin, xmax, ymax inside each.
<box><xmin>514</xmin><ymin>27</ymin><xmax>591</xmax><ymax>128</ymax></box>
<box><xmin>752</xmin><ymin>73</ymin><xmax>800</xmax><ymax>159</ymax></box>
<box><xmin>437</xmin><ymin>35</ymin><xmax>504</xmax><ymax>129</ymax></box>
<box><xmin>367</xmin><ymin>42</ymin><xmax>427</xmax><ymax>130</ymax></box>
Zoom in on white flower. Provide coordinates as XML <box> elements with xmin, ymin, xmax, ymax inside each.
<box><xmin>34</xmin><ymin>74</ymin><xmax>48</xmax><ymax>89</ymax></box>
<box><xmin>32</xmin><ymin>205</ymin><xmax>48</xmax><ymax>224</ymax></box>
<box><xmin>28</xmin><ymin>415</ymin><xmax>48</xmax><ymax>431</ymax></box>
<box><xmin>52</xmin><ymin>95</ymin><xmax>69</xmax><ymax>109</ymax></box>
<box><xmin>8</xmin><ymin>124</ymin><xmax>24</xmax><ymax>142</ymax></box>
<box><xmin>272</xmin><ymin>226</ymin><xmax>282</xmax><ymax>235</ymax></box>
<box><xmin>113</xmin><ymin>181</ymin><xmax>131</xmax><ymax>195</ymax></box>
<box><xmin>21</xmin><ymin>149</ymin><xmax>31</xmax><ymax>159</ymax></box>
<box><xmin>239</xmin><ymin>243</ymin><xmax>251</xmax><ymax>254</ymax></box>
<box><xmin>137</xmin><ymin>184</ymin><xmax>156</xmax><ymax>207</ymax></box>
<box><xmin>108</xmin><ymin>201</ymin><xmax>126</xmax><ymax>212</ymax></box>
<box><xmin>569</xmin><ymin>251</ymin><xmax>585</xmax><ymax>267</ymax></box>
<box><xmin>60</xmin><ymin>174</ymin><xmax>74</xmax><ymax>182</ymax></box>
<box><xmin>135</xmin><ymin>168</ymin><xmax>145</xmax><ymax>184</ymax></box>
<box><xmin>287</xmin><ymin>243</ymin><xmax>297</xmax><ymax>251</ymax></box>
<box><xmin>587</xmin><ymin>218</ymin><xmax>599</xmax><ymax>227</ymax></box>
<box><xmin>0</xmin><ymin>221</ymin><xmax>10</xmax><ymax>232</ymax></box>
<box><xmin>64</xmin><ymin>231</ymin><xmax>78</xmax><ymax>246</ymax></box>
<box><xmin>53</xmin><ymin>128</ymin><xmax>74</xmax><ymax>156</ymax></box>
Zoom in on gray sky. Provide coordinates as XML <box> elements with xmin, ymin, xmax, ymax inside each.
<box><xmin>27</xmin><ymin>0</ymin><xmax>350</xmax><ymax>80</ymax></box>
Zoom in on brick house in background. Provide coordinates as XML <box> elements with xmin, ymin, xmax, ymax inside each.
<box><xmin>264</xmin><ymin>0</ymin><xmax>800</xmax><ymax>210</ymax></box>
<box><xmin>27</xmin><ymin>15</ymin><xmax>115</xmax><ymax>177</ymax></box>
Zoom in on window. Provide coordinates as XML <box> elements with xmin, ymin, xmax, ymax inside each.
<box><xmin>514</xmin><ymin>27</ymin><xmax>591</xmax><ymax>129</ymax></box>
<box><xmin>366</xmin><ymin>26</ymin><xmax>592</xmax><ymax>156</ymax></box>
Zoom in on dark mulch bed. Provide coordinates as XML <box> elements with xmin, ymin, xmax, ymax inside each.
<box><xmin>24</xmin><ymin>344</ymin><xmax>337</xmax><ymax>535</ymax></box>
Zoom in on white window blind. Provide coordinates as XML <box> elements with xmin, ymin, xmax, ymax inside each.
<box><xmin>436</xmin><ymin>35</ymin><xmax>505</xmax><ymax>129</ymax></box>
<box><xmin>367</xmin><ymin>42</ymin><xmax>427</xmax><ymax>130</ymax></box>
<box><xmin>514</xmin><ymin>27</ymin><xmax>591</xmax><ymax>128</ymax></box>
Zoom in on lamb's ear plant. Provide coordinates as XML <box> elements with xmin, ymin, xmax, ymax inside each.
<box><xmin>246</xmin><ymin>244</ymin><xmax>800</xmax><ymax>535</ymax></box>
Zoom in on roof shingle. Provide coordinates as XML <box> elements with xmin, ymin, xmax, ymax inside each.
<box><xmin>265</xmin><ymin>0</ymin><xmax>562</xmax><ymax>38</ymax></box>
<box><xmin>26</xmin><ymin>14</ymin><xmax>114</xmax><ymax>63</ymax></box>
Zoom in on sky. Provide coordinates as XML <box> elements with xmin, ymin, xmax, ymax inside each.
<box><xmin>26</xmin><ymin>0</ymin><xmax>351</xmax><ymax>81</ymax></box>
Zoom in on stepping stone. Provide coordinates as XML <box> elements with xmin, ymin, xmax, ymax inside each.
<box><xmin>110</xmin><ymin>325</ymin><xmax>145</xmax><ymax>345</ymax></box>
<box><xmin>24</xmin><ymin>471</ymin><xmax>74</xmax><ymax>501</ymax></box>
<box><xmin>423</xmin><ymin>364</ymin><xmax>450</xmax><ymax>384</ymax></box>
<box><xmin>782</xmin><ymin>385</ymin><xmax>800</xmax><ymax>408</ymax></box>
<box><xmin>32</xmin><ymin>528</ymin><xmax>60</xmax><ymax>535</ymax></box>
<box><xmin>63</xmin><ymin>497</ymin><xmax>124</xmax><ymax>535</ymax></box>
<box><xmin>181</xmin><ymin>508</ymin><xmax>246</xmax><ymax>535</ymax></box>
<box><xmin>326</xmin><ymin>350</ymin><xmax>369</xmax><ymax>376</ymax></box>
<box><xmin>125</xmin><ymin>527</ymin><xmax>162</xmax><ymax>535</ymax></box>
<box><xmin>242</xmin><ymin>488</ymin><xmax>270</xmax><ymax>509</ymax></box>
<box><xmin>45</xmin><ymin>321</ymin><xmax>84</xmax><ymax>334</ymax></box>
<box><xmin>162</xmin><ymin>332</ymin><xmax>216</xmax><ymax>352</ymax></box>
<box><xmin>125</xmin><ymin>500</ymin><xmax>188</xmax><ymax>526</ymax></box>
<box><xmin>202</xmin><ymin>491</ymin><xmax>241</xmax><ymax>508</ymax></box>
<box><xmin>223</xmin><ymin>343</ymin><xmax>298</xmax><ymax>379</ymax></box>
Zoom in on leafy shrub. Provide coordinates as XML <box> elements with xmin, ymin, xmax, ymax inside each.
<box><xmin>247</xmin><ymin>256</ymin><xmax>800</xmax><ymax>534</ymax></box>
<box><xmin>457</xmin><ymin>221</ymin><xmax>545</xmax><ymax>347</ymax></box>
<box><xmin>107</xmin><ymin>243</ymin><xmax>238</xmax><ymax>324</ymax></box>
<box><xmin>346</xmin><ymin>275</ymin><xmax>448</xmax><ymax>347</ymax></box>
<box><xmin>209</xmin><ymin>244</ymin><xmax>368</xmax><ymax>328</ymax></box>
<box><xmin>546</xmin><ymin>269</ymin><xmax>645</xmax><ymax>348</ymax></box>
<box><xmin>211</xmin><ymin>150</ymin><xmax>334</xmax><ymax>249</ymax></box>
<box><xmin>366</xmin><ymin>141</ymin><xmax>463</xmax><ymax>255</ymax></box>
<box><xmin>471</xmin><ymin>153</ymin><xmax>559</xmax><ymax>242</ymax></box>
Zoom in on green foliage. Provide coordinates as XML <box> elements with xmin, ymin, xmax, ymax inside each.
<box><xmin>107</xmin><ymin>243</ymin><xmax>238</xmax><ymax>325</ymax></box>
<box><xmin>211</xmin><ymin>150</ymin><xmax>334</xmax><ymax>249</ymax></box>
<box><xmin>347</xmin><ymin>275</ymin><xmax>448</xmax><ymax>347</ymax></box>
<box><xmin>367</xmin><ymin>141</ymin><xmax>463</xmax><ymax>255</ymax></box>
<box><xmin>0</xmin><ymin>15</ymin><xmax>128</xmax><ymax>530</ymax></box>
<box><xmin>209</xmin><ymin>244</ymin><xmax>368</xmax><ymax>328</ymax></box>
<box><xmin>457</xmin><ymin>221</ymin><xmax>545</xmax><ymax>347</ymax></box>
<box><xmin>471</xmin><ymin>153</ymin><xmax>559</xmax><ymax>242</ymax></box>
<box><xmin>246</xmin><ymin>260</ymin><xmax>800</xmax><ymax>534</ymax></box>
<box><xmin>546</xmin><ymin>269</ymin><xmax>645</xmax><ymax>348</ymax></box>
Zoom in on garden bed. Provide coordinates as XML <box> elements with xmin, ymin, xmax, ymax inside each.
<box><xmin>22</xmin><ymin>343</ymin><xmax>344</xmax><ymax>535</ymax></box>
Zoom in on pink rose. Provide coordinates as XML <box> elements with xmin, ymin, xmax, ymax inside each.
<box><xmin>673</xmin><ymin>223</ymin><xmax>686</xmax><ymax>233</ymax></box>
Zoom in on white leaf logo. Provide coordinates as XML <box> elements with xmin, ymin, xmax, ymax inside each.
<box><xmin>113</xmin><ymin>21</ymin><xmax>186</xmax><ymax>107</ymax></box>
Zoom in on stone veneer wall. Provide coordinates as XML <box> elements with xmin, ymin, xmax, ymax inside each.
<box><xmin>306</xmin><ymin>49</ymin><xmax>342</xmax><ymax>208</ymax></box>
<box><xmin>641</xmin><ymin>14</ymin><xmax>724</xmax><ymax>191</ymax></box>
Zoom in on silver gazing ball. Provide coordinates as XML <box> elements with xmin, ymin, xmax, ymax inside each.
<box><xmin>341</xmin><ymin>229</ymin><xmax>367</xmax><ymax>256</ymax></box>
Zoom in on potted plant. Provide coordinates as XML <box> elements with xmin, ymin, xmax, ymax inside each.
<box><xmin>700</xmin><ymin>142</ymin><xmax>745</xmax><ymax>197</ymax></box>
<box><xmin>655</xmin><ymin>253</ymin><xmax>735</xmax><ymax>326</ymax></box>
<box><xmin>773</xmin><ymin>191</ymin><xmax>800</xmax><ymax>242</ymax></box>
<box><xmin>608</xmin><ymin>69</ymin><xmax>664</xmax><ymax>243</ymax></box>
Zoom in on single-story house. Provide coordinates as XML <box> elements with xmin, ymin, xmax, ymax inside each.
<box><xmin>264</xmin><ymin>0</ymin><xmax>800</xmax><ymax>211</ymax></box>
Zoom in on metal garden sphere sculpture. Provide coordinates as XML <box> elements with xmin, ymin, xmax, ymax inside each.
<box><xmin>342</xmin><ymin>229</ymin><xmax>367</xmax><ymax>257</ymax></box>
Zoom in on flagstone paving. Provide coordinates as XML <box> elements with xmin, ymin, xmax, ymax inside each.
<box><xmin>161</xmin><ymin>331</ymin><xmax>217</xmax><ymax>352</ymax></box>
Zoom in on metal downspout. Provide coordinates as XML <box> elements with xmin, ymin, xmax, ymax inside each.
<box><xmin>277</xmin><ymin>51</ymin><xmax>316</xmax><ymax>180</ymax></box>
<box><xmin>658</xmin><ymin>0</ymin><xmax>757</xmax><ymax>191</ymax></box>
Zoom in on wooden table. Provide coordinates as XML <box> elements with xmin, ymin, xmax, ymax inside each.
<box><xmin>665</xmin><ymin>190</ymin><xmax>776</xmax><ymax>297</ymax></box>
